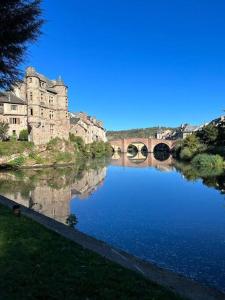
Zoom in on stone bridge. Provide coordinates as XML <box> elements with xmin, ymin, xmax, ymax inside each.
<box><xmin>109</xmin><ymin>138</ymin><xmax>176</xmax><ymax>153</ymax></box>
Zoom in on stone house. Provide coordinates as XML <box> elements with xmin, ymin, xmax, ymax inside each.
<box><xmin>209</xmin><ymin>115</ymin><xmax>225</xmax><ymax>127</ymax></box>
<box><xmin>177</xmin><ymin>124</ymin><xmax>202</xmax><ymax>139</ymax></box>
<box><xmin>0</xmin><ymin>67</ymin><xmax>70</xmax><ymax>144</ymax></box>
<box><xmin>155</xmin><ymin>128</ymin><xmax>172</xmax><ymax>139</ymax></box>
<box><xmin>70</xmin><ymin>112</ymin><xmax>107</xmax><ymax>144</ymax></box>
<box><xmin>0</xmin><ymin>92</ymin><xmax>27</xmax><ymax>137</ymax></box>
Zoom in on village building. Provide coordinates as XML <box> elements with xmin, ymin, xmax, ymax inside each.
<box><xmin>70</xmin><ymin>112</ymin><xmax>107</xmax><ymax>143</ymax></box>
<box><xmin>209</xmin><ymin>115</ymin><xmax>225</xmax><ymax>127</ymax></box>
<box><xmin>155</xmin><ymin>128</ymin><xmax>173</xmax><ymax>139</ymax></box>
<box><xmin>178</xmin><ymin>124</ymin><xmax>202</xmax><ymax>139</ymax></box>
<box><xmin>0</xmin><ymin>67</ymin><xmax>70</xmax><ymax>144</ymax></box>
<box><xmin>0</xmin><ymin>92</ymin><xmax>27</xmax><ymax>137</ymax></box>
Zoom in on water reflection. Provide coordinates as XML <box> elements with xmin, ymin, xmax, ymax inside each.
<box><xmin>111</xmin><ymin>152</ymin><xmax>174</xmax><ymax>171</ymax></box>
<box><xmin>0</xmin><ymin>154</ymin><xmax>225</xmax><ymax>291</ymax></box>
<box><xmin>0</xmin><ymin>160</ymin><xmax>107</xmax><ymax>224</ymax></box>
<box><xmin>174</xmin><ymin>161</ymin><xmax>225</xmax><ymax>195</ymax></box>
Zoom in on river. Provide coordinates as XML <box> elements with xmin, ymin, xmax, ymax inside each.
<box><xmin>0</xmin><ymin>153</ymin><xmax>225</xmax><ymax>292</ymax></box>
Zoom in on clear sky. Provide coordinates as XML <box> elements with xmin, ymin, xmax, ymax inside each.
<box><xmin>24</xmin><ymin>0</ymin><xmax>225</xmax><ymax>130</ymax></box>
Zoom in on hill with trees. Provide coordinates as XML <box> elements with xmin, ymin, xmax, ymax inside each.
<box><xmin>106</xmin><ymin>127</ymin><xmax>176</xmax><ymax>140</ymax></box>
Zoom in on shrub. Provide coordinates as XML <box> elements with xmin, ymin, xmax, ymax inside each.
<box><xmin>10</xmin><ymin>134</ymin><xmax>17</xmax><ymax>141</ymax></box>
<box><xmin>19</xmin><ymin>129</ymin><xmax>28</xmax><ymax>141</ymax></box>
<box><xmin>9</xmin><ymin>156</ymin><xmax>26</xmax><ymax>168</ymax></box>
<box><xmin>46</xmin><ymin>137</ymin><xmax>61</xmax><ymax>150</ymax></box>
<box><xmin>29</xmin><ymin>151</ymin><xmax>44</xmax><ymax>164</ymax></box>
<box><xmin>70</xmin><ymin>135</ymin><xmax>86</xmax><ymax>153</ymax></box>
<box><xmin>191</xmin><ymin>154</ymin><xmax>224</xmax><ymax>169</ymax></box>
<box><xmin>55</xmin><ymin>152</ymin><xmax>73</xmax><ymax>163</ymax></box>
<box><xmin>179</xmin><ymin>147</ymin><xmax>193</xmax><ymax>161</ymax></box>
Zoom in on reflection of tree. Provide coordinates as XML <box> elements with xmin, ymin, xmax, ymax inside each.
<box><xmin>175</xmin><ymin>161</ymin><xmax>225</xmax><ymax>195</ymax></box>
<box><xmin>66</xmin><ymin>214</ymin><xmax>78</xmax><ymax>227</ymax></box>
<box><xmin>0</xmin><ymin>158</ymin><xmax>108</xmax><ymax>223</ymax></box>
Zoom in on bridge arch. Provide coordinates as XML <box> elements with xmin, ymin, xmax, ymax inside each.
<box><xmin>127</xmin><ymin>142</ymin><xmax>148</xmax><ymax>156</ymax></box>
<box><xmin>153</xmin><ymin>142</ymin><xmax>171</xmax><ymax>153</ymax></box>
<box><xmin>109</xmin><ymin>138</ymin><xmax>176</xmax><ymax>153</ymax></box>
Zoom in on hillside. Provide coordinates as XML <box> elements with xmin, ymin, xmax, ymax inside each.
<box><xmin>107</xmin><ymin>127</ymin><xmax>176</xmax><ymax>141</ymax></box>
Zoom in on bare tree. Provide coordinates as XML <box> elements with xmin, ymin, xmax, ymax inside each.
<box><xmin>0</xmin><ymin>0</ymin><xmax>43</xmax><ymax>90</ymax></box>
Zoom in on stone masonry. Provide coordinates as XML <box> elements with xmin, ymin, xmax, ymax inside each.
<box><xmin>0</xmin><ymin>67</ymin><xmax>70</xmax><ymax>144</ymax></box>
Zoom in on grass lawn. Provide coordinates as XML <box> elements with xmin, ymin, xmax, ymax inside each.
<box><xmin>0</xmin><ymin>204</ymin><xmax>184</xmax><ymax>300</ymax></box>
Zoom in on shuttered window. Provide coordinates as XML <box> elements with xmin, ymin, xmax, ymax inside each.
<box><xmin>9</xmin><ymin>118</ymin><xmax>20</xmax><ymax>124</ymax></box>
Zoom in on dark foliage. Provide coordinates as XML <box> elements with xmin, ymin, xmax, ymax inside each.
<box><xmin>0</xmin><ymin>0</ymin><xmax>43</xmax><ymax>89</ymax></box>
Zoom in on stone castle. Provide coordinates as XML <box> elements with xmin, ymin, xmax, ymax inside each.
<box><xmin>0</xmin><ymin>67</ymin><xmax>106</xmax><ymax>144</ymax></box>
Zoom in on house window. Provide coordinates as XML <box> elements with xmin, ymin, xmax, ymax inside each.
<box><xmin>11</xmin><ymin>105</ymin><xmax>17</xmax><ymax>111</ymax></box>
<box><xmin>41</xmin><ymin>108</ymin><xmax>43</xmax><ymax>117</ymax></box>
<box><xmin>9</xmin><ymin>118</ymin><xmax>20</xmax><ymax>124</ymax></box>
<box><xmin>50</xmin><ymin>124</ymin><xmax>54</xmax><ymax>134</ymax></box>
<box><xmin>29</xmin><ymin>77</ymin><xmax>32</xmax><ymax>83</ymax></box>
<box><xmin>49</xmin><ymin>111</ymin><xmax>54</xmax><ymax>119</ymax></box>
<box><xmin>49</xmin><ymin>97</ymin><xmax>54</xmax><ymax>105</ymax></box>
<box><xmin>30</xmin><ymin>92</ymin><xmax>33</xmax><ymax>101</ymax></box>
<box><xmin>30</xmin><ymin>108</ymin><xmax>33</xmax><ymax>116</ymax></box>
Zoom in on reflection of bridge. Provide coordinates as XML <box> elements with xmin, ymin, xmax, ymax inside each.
<box><xmin>111</xmin><ymin>153</ymin><xmax>174</xmax><ymax>170</ymax></box>
<box><xmin>110</xmin><ymin>138</ymin><xmax>176</xmax><ymax>153</ymax></box>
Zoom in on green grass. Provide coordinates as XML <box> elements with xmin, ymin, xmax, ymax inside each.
<box><xmin>0</xmin><ymin>141</ymin><xmax>34</xmax><ymax>156</ymax></box>
<box><xmin>0</xmin><ymin>204</ymin><xmax>183</xmax><ymax>300</ymax></box>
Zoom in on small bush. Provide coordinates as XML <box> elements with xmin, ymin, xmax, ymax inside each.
<box><xmin>19</xmin><ymin>129</ymin><xmax>28</xmax><ymax>141</ymax></box>
<box><xmin>179</xmin><ymin>147</ymin><xmax>193</xmax><ymax>161</ymax></box>
<box><xmin>191</xmin><ymin>154</ymin><xmax>224</xmax><ymax>169</ymax></box>
<box><xmin>55</xmin><ymin>152</ymin><xmax>73</xmax><ymax>163</ymax></box>
<box><xmin>9</xmin><ymin>156</ymin><xmax>26</xmax><ymax>168</ymax></box>
<box><xmin>29</xmin><ymin>152</ymin><xmax>44</xmax><ymax>164</ymax></box>
<box><xmin>46</xmin><ymin>137</ymin><xmax>61</xmax><ymax>150</ymax></box>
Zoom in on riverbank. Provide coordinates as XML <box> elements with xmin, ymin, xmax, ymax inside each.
<box><xmin>0</xmin><ymin>199</ymin><xmax>183</xmax><ymax>300</ymax></box>
<box><xmin>1</xmin><ymin>194</ymin><xmax>225</xmax><ymax>300</ymax></box>
<box><xmin>0</xmin><ymin>137</ymin><xmax>112</xmax><ymax>169</ymax></box>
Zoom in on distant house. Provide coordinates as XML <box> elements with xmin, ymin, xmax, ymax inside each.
<box><xmin>209</xmin><ymin>115</ymin><xmax>225</xmax><ymax>127</ymax></box>
<box><xmin>155</xmin><ymin>128</ymin><xmax>172</xmax><ymax>139</ymax></box>
<box><xmin>70</xmin><ymin>112</ymin><xmax>107</xmax><ymax>144</ymax></box>
<box><xmin>178</xmin><ymin>124</ymin><xmax>202</xmax><ymax>139</ymax></box>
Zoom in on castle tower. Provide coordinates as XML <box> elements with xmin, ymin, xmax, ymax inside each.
<box><xmin>24</xmin><ymin>67</ymin><xmax>70</xmax><ymax>145</ymax></box>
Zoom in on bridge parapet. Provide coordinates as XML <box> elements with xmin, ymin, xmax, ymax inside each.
<box><xmin>110</xmin><ymin>138</ymin><xmax>176</xmax><ymax>153</ymax></box>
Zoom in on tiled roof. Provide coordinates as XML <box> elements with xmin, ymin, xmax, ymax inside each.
<box><xmin>70</xmin><ymin>117</ymin><xmax>80</xmax><ymax>125</ymax></box>
<box><xmin>182</xmin><ymin>125</ymin><xmax>200</xmax><ymax>132</ymax></box>
<box><xmin>26</xmin><ymin>67</ymin><xmax>65</xmax><ymax>87</ymax></box>
<box><xmin>0</xmin><ymin>92</ymin><xmax>26</xmax><ymax>105</ymax></box>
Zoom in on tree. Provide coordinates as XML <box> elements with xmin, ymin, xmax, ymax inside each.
<box><xmin>0</xmin><ymin>0</ymin><xmax>43</xmax><ymax>90</ymax></box>
<box><xmin>0</xmin><ymin>122</ymin><xmax>9</xmax><ymax>140</ymax></box>
<box><xmin>218</xmin><ymin>123</ymin><xmax>225</xmax><ymax>145</ymax></box>
<box><xmin>196</xmin><ymin>124</ymin><xmax>219</xmax><ymax>145</ymax></box>
<box><xmin>19</xmin><ymin>129</ymin><xmax>28</xmax><ymax>141</ymax></box>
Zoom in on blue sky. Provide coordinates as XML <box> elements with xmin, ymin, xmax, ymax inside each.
<box><xmin>24</xmin><ymin>0</ymin><xmax>225</xmax><ymax>130</ymax></box>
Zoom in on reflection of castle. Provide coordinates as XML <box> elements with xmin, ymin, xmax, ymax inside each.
<box><xmin>0</xmin><ymin>167</ymin><xmax>106</xmax><ymax>224</ymax></box>
<box><xmin>71</xmin><ymin>168</ymin><xmax>106</xmax><ymax>199</ymax></box>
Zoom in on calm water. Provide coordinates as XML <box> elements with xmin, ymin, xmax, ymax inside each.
<box><xmin>0</xmin><ymin>154</ymin><xmax>225</xmax><ymax>292</ymax></box>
